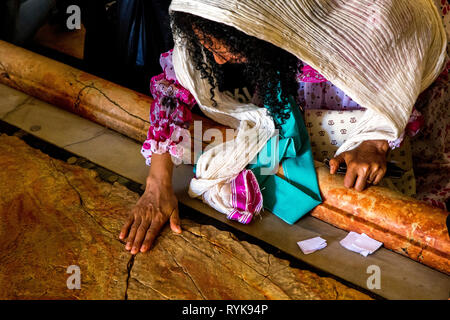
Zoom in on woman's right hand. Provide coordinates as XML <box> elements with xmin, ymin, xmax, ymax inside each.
<box><xmin>119</xmin><ymin>153</ymin><xmax>180</xmax><ymax>254</ymax></box>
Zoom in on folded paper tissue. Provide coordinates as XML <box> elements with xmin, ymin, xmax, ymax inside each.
<box><xmin>297</xmin><ymin>236</ymin><xmax>327</xmax><ymax>254</ymax></box>
<box><xmin>340</xmin><ymin>232</ymin><xmax>383</xmax><ymax>257</ymax></box>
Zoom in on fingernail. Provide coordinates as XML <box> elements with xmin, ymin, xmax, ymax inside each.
<box><xmin>126</xmin><ymin>243</ymin><xmax>131</xmax><ymax>250</ymax></box>
<box><xmin>140</xmin><ymin>246</ymin><xmax>147</xmax><ymax>252</ymax></box>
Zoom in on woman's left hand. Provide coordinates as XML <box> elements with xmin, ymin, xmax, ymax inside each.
<box><xmin>329</xmin><ymin>140</ymin><xmax>389</xmax><ymax>192</ymax></box>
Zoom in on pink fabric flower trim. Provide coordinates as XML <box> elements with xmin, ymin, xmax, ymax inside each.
<box><xmin>141</xmin><ymin>124</ymin><xmax>190</xmax><ymax>165</ymax></box>
<box><xmin>141</xmin><ymin>50</ymin><xmax>196</xmax><ymax>165</ymax></box>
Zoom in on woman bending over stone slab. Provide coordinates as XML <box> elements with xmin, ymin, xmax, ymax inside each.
<box><xmin>120</xmin><ymin>0</ymin><xmax>449</xmax><ymax>255</ymax></box>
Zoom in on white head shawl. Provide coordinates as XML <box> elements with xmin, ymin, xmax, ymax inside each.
<box><xmin>169</xmin><ymin>0</ymin><xmax>447</xmax><ymax>214</ymax></box>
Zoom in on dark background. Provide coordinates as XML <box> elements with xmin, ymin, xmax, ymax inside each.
<box><xmin>0</xmin><ymin>0</ymin><xmax>174</xmax><ymax>94</ymax></box>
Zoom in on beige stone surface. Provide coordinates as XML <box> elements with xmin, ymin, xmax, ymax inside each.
<box><xmin>0</xmin><ymin>134</ymin><xmax>369</xmax><ymax>300</ymax></box>
<box><xmin>2</xmin><ymin>95</ymin><xmax>108</xmax><ymax>147</ymax></box>
<box><xmin>0</xmin><ymin>83</ymin><xmax>31</xmax><ymax>119</ymax></box>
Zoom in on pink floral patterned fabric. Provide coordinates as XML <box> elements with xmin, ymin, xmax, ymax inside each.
<box><xmin>141</xmin><ymin>50</ymin><xmax>197</xmax><ymax>165</ymax></box>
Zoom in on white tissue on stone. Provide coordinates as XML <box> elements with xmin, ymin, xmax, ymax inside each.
<box><xmin>340</xmin><ymin>232</ymin><xmax>383</xmax><ymax>257</ymax></box>
<box><xmin>297</xmin><ymin>236</ymin><xmax>327</xmax><ymax>254</ymax></box>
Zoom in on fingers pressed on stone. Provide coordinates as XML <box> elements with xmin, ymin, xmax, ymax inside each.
<box><xmin>170</xmin><ymin>208</ymin><xmax>182</xmax><ymax>234</ymax></box>
<box><xmin>126</xmin><ymin>218</ymin><xmax>141</xmax><ymax>251</ymax></box>
<box><xmin>343</xmin><ymin>167</ymin><xmax>357</xmax><ymax>189</ymax></box>
<box><xmin>119</xmin><ymin>214</ymin><xmax>134</xmax><ymax>240</ymax></box>
<box><xmin>367</xmin><ymin>169</ymin><xmax>378</xmax><ymax>185</ymax></box>
<box><xmin>329</xmin><ymin>155</ymin><xmax>344</xmax><ymax>175</ymax></box>
<box><xmin>354</xmin><ymin>173</ymin><xmax>368</xmax><ymax>192</ymax></box>
<box><xmin>141</xmin><ymin>220</ymin><xmax>164</xmax><ymax>252</ymax></box>
<box><xmin>131</xmin><ymin>222</ymin><xmax>151</xmax><ymax>254</ymax></box>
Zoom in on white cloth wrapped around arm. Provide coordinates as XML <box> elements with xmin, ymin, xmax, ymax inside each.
<box><xmin>335</xmin><ymin>109</ymin><xmax>399</xmax><ymax>155</ymax></box>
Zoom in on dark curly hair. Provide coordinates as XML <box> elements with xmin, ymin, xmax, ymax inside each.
<box><xmin>170</xmin><ymin>11</ymin><xmax>301</xmax><ymax>127</ymax></box>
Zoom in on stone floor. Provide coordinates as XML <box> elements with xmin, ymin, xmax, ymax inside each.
<box><xmin>0</xmin><ymin>134</ymin><xmax>370</xmax><ymax>300</ymax></box>
<box><xmin>0</xmin><ymin>83</ymin><xmax>448</xmax><ymax>299</ymax></box>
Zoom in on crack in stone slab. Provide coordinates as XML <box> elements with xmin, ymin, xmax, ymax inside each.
<box><xmin>73</xmin><ymin>83</ymin><xmax>89</xmax><ymax>111</ymax></box>
<box><xmin>333</xmin><ymin>284</ymin><xmax>340</xmax><ymax>300</ymax></box>
<box><xmin>32</xmin><ymin>149</ymin><xmax>134</xmax><ymax>300</ymax></box>
<box><xmin>179</xmin><ymin>231</ymin><xmax>268</xmax><ymax>278</ymax></box>
<box><xmin>124</xmin><ymin>254</ymin><xmax>135</xmax><ymax>300</ymax></box>
<box><xmin>180</xmin><ymin>227</ymin><xmax>308</xmax><ymax>299</ymax></box>
<box><xmin>175</xmin><ymin>231</ymin><xmax>282</xmax><ymax>298</ymax></box>
<box><xmin>71</xmin><ymin>76</ymin><xmax>150</xmax><ymax>125</ymax></box>
<box><xmin>62</xmin><ymin>129</ymin><xmax>108</xmax><ymax>148</ymax></box>
<box><xmin>180</xmin><ymin>229</ymin><xmax>271</xmax><ymax>279</ymax></box>
<box><xmin>1</xmin><ymin>96</ymin><xmax>33</xmax><ymax>121</ymax></box>
<box><xmin>128</xmin><ymin>276</ymin><xmax>171</xmax><ymax>300</ymax></box>
<box><xmin>49</xmin><ymin>158</ymin><xmax>123</xmax><ymax>242</ymax></box>
<box><xmin>160</xmin><ymin>242</ymin><xmax>207</xmax><ymax>300</ymax></box>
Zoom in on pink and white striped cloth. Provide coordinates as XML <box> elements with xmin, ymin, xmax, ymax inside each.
<box><xmin>226</xmin><ymin>170</ymin><xmax>263</xmax><ymax>224</ymax></box>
